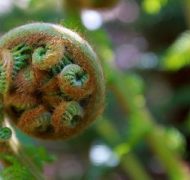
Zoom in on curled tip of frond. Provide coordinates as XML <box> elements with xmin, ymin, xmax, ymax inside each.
<box><xmin>18</xmin><ymin>106</ymin><xmax>51</xmax><ymax>134</ymax></box>
<box><xmin>52</xmin><ymin>101</ymin><xmax>83</xmax><ymax>132</ymax></box>
<box><xmin>0</xmin><ymin>23</ymin><xmax>105</xmax><ymax>140</ymax></box>
<box><xmin>58</xmin><ymin>64</ymin><xmax>93</xmax><ymax>100</ymax></box>
<box><xmin>32</xmin><ymin>43</ymin><xmax>64</xmax><ymax>70</ymax></box>
<box><xmin>0</xmin><ymin>127</ymin><xmax>12</xmax><ymax>141</ymax></box>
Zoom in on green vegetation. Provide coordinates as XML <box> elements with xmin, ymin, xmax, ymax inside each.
<box><xmin>0</xmin><ymin>0</ymin><xmax>190</xmax><ymax>179</ymax></box>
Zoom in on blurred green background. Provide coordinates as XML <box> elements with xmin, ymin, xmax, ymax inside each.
<box><xmin>0</xmin><ymin>0</ymin><xmax>190</xmax><ymax>179</ymax></box>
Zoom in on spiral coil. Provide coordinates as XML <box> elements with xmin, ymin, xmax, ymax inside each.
<box><xmin>0</xmin><ymin>23</ymin><xmax>104</xmax><ymax>139</ymax></box>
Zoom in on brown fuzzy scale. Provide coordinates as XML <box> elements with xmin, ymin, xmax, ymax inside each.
<box><xmin>4</xmin><ymin>93</ymin><xmax>37</xmax><ymax>111</ymax></box>
<box><xmin>0</xmin><ymin>49</ymin><xmax>14</xmax><ymax>93</ymax></box>
<box><xmin>18</xmin><ymin>105</ymin><xmax>50</xmax><ymax>135</ymax></box>
<box><xmin>42</xmin><ymin>95</ymin><xmax>63</xmax><ymax>109</ymax></box>
<box><xmin>40</xmin><ymin>78</ymin><xmax>64</xmax><ymax>109</ymax></box>
<box><xmin>0</xmin><ymin>23</ymin><xmax>105</xmax><ymax>140</ymax></box>
<box><xmin>40</xmin><ymin>77</ymin><xmax>59</xmax><ymax>95</ymax></box>
<box><xmin>52</xmin><ymin>101</ymin><xmax>83</xmax><ymax>136</ymax></box>
<box><xmin>14</xmin><ymin>66</ymin><xmax>37</xmax><ymax>94</ymax></box>
<box><xmin>32</xmin><ymin>67</ymin><xmax>51</xmax><ymax>87</ymax></box>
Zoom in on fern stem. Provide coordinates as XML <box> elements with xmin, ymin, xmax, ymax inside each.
<box><xmin>120</xmin><ymin>153</ymin><xmax>151</xmax><ymax>180</ymax></box>
<box><xmin>105</xmin><ymin>62</ymin><xmax>190</xmax><ymax>180</ymax></box>
<box><xmin>5</xmin><ymin>117</ymin><xmax>45</xmax><ymax>180</ymax></box>
<box><xmin>96</xmin><ymin>117</ymin><xmax>151</xmax><ymax>180</ymax></box>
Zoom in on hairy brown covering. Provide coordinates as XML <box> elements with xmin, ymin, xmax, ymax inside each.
<box><xmin>0</xmin><ymin>23</ymin><xmax>105</xmax><ymax>139</ymax></box>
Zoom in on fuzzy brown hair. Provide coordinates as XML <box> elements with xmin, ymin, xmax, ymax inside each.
<box><xmin>0</xmin><ymin>23</ymin><xmax>105</xmax><ymax>140</ymax></box>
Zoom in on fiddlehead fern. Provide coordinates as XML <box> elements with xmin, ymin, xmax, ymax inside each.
<box><xmin>0</xmin><ymin>23</ymin><xmax>105</xmax><ymax>139</ymax></box>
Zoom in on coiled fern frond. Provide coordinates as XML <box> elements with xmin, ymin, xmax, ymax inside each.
<box><xmin>0</xmin><ymin>23</ymin><xmax>105</xmax><ymax>139</ymax></box>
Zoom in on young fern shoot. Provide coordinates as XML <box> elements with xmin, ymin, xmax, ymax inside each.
<box><xmin>0</xmin><ymin>23</ymin><xmax>105</xmax><ymax>140</ymax></box>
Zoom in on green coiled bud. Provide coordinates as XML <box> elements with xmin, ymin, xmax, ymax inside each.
<box><xmin>0</xmin><ymin>127</ymin><xmax>12</xmax><ymax>141</ymax></box>
<box><xmin>0</xmin><ymin>23</ymin><xmax>105</xmax><ymax>140</ymax></box>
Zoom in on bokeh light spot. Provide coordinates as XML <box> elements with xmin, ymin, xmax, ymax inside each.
<box><xmin>81</xmin><ymin>10</ymin><xmax>103</xmax><ymax>30</ymax></box>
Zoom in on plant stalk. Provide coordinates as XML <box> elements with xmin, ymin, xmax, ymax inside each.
<box><xmin>4</xmin><ymin>117</ymin><xmax>45</xmax><ymax>180</ymax></box>
<box><xmin>96</xmin><ymin>117</ymin><xmax>151</xmax><ymax>180</ymax></box>
<box><xmin>105</xmin><ymin>62</ymin><xmax>190</xmax><ymax>180</ymax></box>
